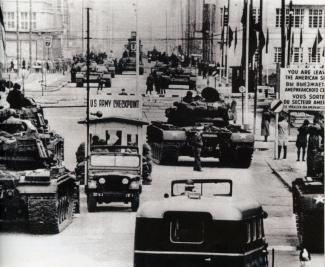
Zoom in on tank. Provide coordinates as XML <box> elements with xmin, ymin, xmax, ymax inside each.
<box><xmin>292</xmin><ymin>144</ymin><xmax>324</xmax><ymax>252</ymax></box>
<box><xmin>160</xmin><ymin>66</ymin><xmax>197</xmax><ymax>90</ymax></box>
<box><xmin>116</xmin><ymin>32</ymin><xmax>144</xmax><ymax>75</ymax></box>
<box><xmin>147</xmin><ymin>87</ymin><xmax>254</xmax><ymax>168</ymax></box>
<box><xmin>0</xmin><ymin>105</ymin><xmax>79</xmax><ymax>234</ymax></box>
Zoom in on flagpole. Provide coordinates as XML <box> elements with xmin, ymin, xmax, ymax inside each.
<box><xmin>225</xmin><ymin>0</ymin><xmax>230</xmax><ymax>81</ymax></box>
<box><xmin>287</xmin><ymin>0</ymin><xmax>293</xmax><ymax>67</ymax></box>
<box><xmin>244</xmin><ymin>0</ymin><xmax>250</xmax><ymax>126</ymax></box>
<box><xmin>258</xmin><ymin>0</ymin><xmax>263</xmax><ymax>85</ymax></box>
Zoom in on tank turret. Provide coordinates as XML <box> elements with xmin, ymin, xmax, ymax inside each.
<box><xmin>147</xmin><ymin>87</ymin><xmax>254</xmax><ymax>168</ymax></box>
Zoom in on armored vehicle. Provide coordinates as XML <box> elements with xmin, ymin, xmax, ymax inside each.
<box><xmin>134</xmin><ymin>179</ymin><xmax>269</xmax><ymax>267</ymax></box>
<box><xmin>104</xmin><ymin>59</ymin><xmax>116</xmax><ymax>78</ymax></box>
<box><xmin>147</xmin><ymin>87</ymin><xmax>254</xmax><ymax>168</ymax></box>
<box><xmin>76</xmin><ymin>63</ymin><xmax>112</xmax><ymax>88</ymax></box>
<box><xmin>71</xmin><ymin>62</ymin><xmax>85</xmax><ymax>83</ymax></box>
<box><xmin>0</xmin><ymin>106</ymin><xmax>79</xmax><ymax>234</ymax></box>
<box><xmin>292</xmin><ymin>145</ymin><xmax>324</xmax><ymax>252</ymax></box>
<box><xmin>116</xmin><ymin>32</ymin><xmax>144</xmax><ymax>75</ymax></box>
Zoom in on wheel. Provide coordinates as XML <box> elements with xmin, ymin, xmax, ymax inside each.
<box><xmin>76</xmin><ymin>80</ymin><xmax>83</xmax><ymax>87</ymax></box>
<box><xmin>131</xmin><ymin>194</ymin><xmax>140</xmax><ymax>212</ymax></box>
<box><xmin>87</xmin><ymin>194</ymin><xmax>96</xmax><ymax>212</ymax></box>
<box><xmin>105</xmin><ymin>81</ymin><xmax>111</xmax><ymax>88</ymax></box>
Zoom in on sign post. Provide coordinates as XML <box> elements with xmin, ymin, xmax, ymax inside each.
<box><xmin>239</xmin><ymin>86</ymin><xmax>246</xmax><ymax>125</ymax></box>
<box><xmin>271</xmin><ymin>99</ymin><xmax>284</xmax><ymax>159</ymax></box>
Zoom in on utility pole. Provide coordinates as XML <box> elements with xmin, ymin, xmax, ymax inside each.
<box><xmin>287</xmin><ymin>0</ymin><xmax>293</xmax><ymax>66</ymax></box>
<box><xmin>29</xmin><ymin>0</ymin><xmax>32</xmax><ymax>68</ymax></box>
<box><xmin>16</xmin><ymin>0</ymin><xmax>20</xmax><ymax>76</ymax></box>
<box><xmin>225</xmin><ymin>0</ymin><xmax>230</xmax><ymax>77</ymax></box>
<box><xmin>187</xmin><ymin>0</ymin><xmax>190</xmax><ymax>56</ymax></box>
<box><xmin>81</xmin><ymin>0</ymin><xmax>84</xmax><ymax>54</ymax></box>
<box><xmin>135</xmin><ymin>0</ymin><xmax>139</xmax><ymax>97</ymax></box>
<box><xmin>86</xmin><ymin>7</ymin><xmax>91</xmax><ymax>184</ymax></box>
<box><xmin>165</xmin><ymin>8</ymin><xmax>168</xmax><ymax>53</ymax></box>
<box><xmin>244</xmin><ymin>0</ymin><xmax>250</xmax><ymax>126</ymax></box>
<box><xmin>258</xmin><ymin>0</ymin><xmax>263</xmax><ymax>85</ymax></box>
<box><xmin>281</xmin><ymin>0</ymin><xmax>286</xmax><ymax>68</ymax></box>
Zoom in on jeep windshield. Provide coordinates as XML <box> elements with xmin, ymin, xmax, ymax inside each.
<box><xmin>90</xmin><ymin>154</ymin><xmax>140</xmax><ymax>168</ymax></box>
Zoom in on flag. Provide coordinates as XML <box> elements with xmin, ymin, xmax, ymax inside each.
<box><xmin>0</xmin><ymin>6</ymin><xmax>4</xmax><ymax>29</ymax></box>
<box><xmin>258</xmin><ymin>23</ymin><xmax>265</xmax><ymax>51</ymax></box>
<box><xmin>229</xmin><ymin>27</ymin><xmax>233</xmax><ymax>47</ymax></box>
<box><xmin>220</xmin><ymin>27</ymin><xmax>224</xmax><ymax>49</ymax></box>
<box><xmin>291</xmin><ymin>32</ymin><xmax>294</xmax><ymax>56</ymax></box>
<box><xmin>312</xmin><ymin>29</ymin><xmax>323</xmax><ymax>58</ymax></box>
<box><xmin>266</xmin><ymin>28</ymin><xmax>269</xmax><ymax>54</ymax></box>
<box><xmin>234</xmin><ymin>27</ymin><xmax>237</xmax><ymax>50</ymax></box>
<box><xmin>299</xmin><ymin>28</ymin><xmax>303</xmax><ymax>48</ymax></box>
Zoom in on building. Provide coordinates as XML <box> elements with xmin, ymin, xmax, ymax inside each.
<box><xmin>182</xmin><ymin>0</ymin><xmax>325</xmax><ymax>75</ymax></box>
<box><xmin>2</xmin><ymin>0</ymin><xmax>69</xmax><ymax>68</ymax></box>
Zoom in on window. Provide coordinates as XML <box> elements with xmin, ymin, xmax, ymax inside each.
<box><xmin>32</xmin><ymin>12</ymin><xmax>37</xmax><ymax>30</ymax></box>
<box><xmin>309</xmin><ymin>9</ymin><xmax>324</xmax><ymax>28</ymax></box>
<box><xmin>292</xmin><ymin>47</ymin><xmax>303</xmax><ymax>63</ymax></box>
<box><xmin>274</xmin><ymin>47</ymin><xmax>282</xmax><ymax>63</ymax></box>
<box><xmin>4</xmin><ymin>12</ymin><xmax>15</xmax><ymax>29</ymax></box>
<box><xmin>308</xmin><ymin>47</ymin><xmax>321</xmax><ymax>63</ymax></box>
<box><xmin>170</xmin><ymin>218</ymin><xmax>205</xmax><ymax>244</ymax></box>
<box><xmin>20</xmin><ymin>12</ymin><xmax>28</xmax><ymax>30</ymax></box>
<box><xmin>276</xmin><ymin>8</ymin><xmax>304</xmax><ymax>28</ymax></box>
<box><xmin>220</xmin><ymin>7</ymin><xmax>228</xmax><ymax>26</ymax></box>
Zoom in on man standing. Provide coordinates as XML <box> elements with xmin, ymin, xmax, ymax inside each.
<box><xmin>97</xmin><ymin>73</ymin><xmax>104</xmax><ymax>92</ymax></box>
<box><xmin>146</xmin><ymin>74</ymin><xmax>154</xmax><ymax>95</ymax></box>
<box><xmin>188</xmin><ymin>129</ymin><xmax>203</xmax><ymax>171</ymax></box>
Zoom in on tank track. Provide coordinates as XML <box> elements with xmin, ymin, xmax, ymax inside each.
<box><xmin>28</xmin><ymin>193</ymin><xmax>74</xmax><ymax>234</ymax></box>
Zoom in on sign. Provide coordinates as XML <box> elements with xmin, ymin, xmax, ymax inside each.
<box><xmin>280</xmin><ymin>67</ymin><xmax>325</xmax><ymax>111</ymax></box>
<box><xmin>239</xmin><ymin>86</ymin><xmax>246</xmax><ymax>93</ymax></box>
<box><xmin>270</xmin><ymin>99</ymin><xmax>284</xmax><ymax>113</ymax></box>
<box><xmin>89</xmin><ymin>95</ymin><xmax>141</xmax><ymax>119</ymax></box>
<box><xmin>44</xmin><ymin>36</ymin><xmax>52</xmax><ymax>48</ymax></box>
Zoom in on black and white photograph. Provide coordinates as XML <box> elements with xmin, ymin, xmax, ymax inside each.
<box><xmin>0</xmin><ymin>0</ymin><xmax>324</xmax><ymax>266</ymax></box>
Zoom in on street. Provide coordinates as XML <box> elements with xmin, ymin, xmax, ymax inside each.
<box><xmin>0</xmin><ymin>72</ymin><xmax>323</xmax><ymax>267</ymax></box>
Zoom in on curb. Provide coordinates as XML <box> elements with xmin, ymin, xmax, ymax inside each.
<box><xmin>26</xmin><ymin>80</ymin><xmax>68</xmax><ymax>93</ymax></box>
<box><xmin>266</xmin><ymin>159</ymin><xmax>292</xmax><ymax>191</ymax></box>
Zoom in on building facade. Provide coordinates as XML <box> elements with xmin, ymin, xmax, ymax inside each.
<box><xmin>182</xmin><ymin>0</ymin><xmax>325</xmax><ymax>75</ymax></box>
<box><xmin>2</xmin><ymin>0</ymin><xmax>69</xmax><ymax>67</ymax></box>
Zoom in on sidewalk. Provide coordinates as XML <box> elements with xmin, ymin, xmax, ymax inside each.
<box><xmin>2</xmin><ymin>71</ymin><xmax>68</xmax><ymax>93</ymax></box>
<box><xmin>265</xmin><ymin>144</ymin><xmax>306</xmax><ymax>190</ymax></box>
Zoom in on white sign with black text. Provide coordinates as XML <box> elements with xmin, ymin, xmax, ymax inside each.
<box><xmin>280</xmin><ymin>67</ymin><xmax>325</xmax><ymax>111</ymax></box>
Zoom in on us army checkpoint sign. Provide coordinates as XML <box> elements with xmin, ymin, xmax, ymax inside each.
<box><xmin>280</xmin><ymin>67</ymin><xmax>325</xmax><ymax>111</ymax></box>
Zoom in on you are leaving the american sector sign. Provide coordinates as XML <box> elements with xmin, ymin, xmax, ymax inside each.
<box><xmin>280</xmin><ymin>67</ymin><xmax>325</xmax><ymax>111</ymax></box>
<box><xmin>89</xmin><ymin>95</ymin><xmax>141</xmax><ymax>119</ymax></box>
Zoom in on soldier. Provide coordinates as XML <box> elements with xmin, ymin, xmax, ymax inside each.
<box><xmin>97</xmin><ymin>73</ymin><xmax>104</xmax><ymax>92</ymax></box>
<box><xmin>146</xmin><ymin>74</ymin><xmax>154</xmax><ymax>95</ymax></box>
<box><xmin>296</xmin><ymin>119</ymin><xmax>309</xmax><ymax>161</ymax></box>
<box><xmin>307</xmin><ymin>116</ymin><xmax>323</xmax><ymax>177</ymax></box>
<box><xmin>142</xmin><ymin>143</ymin><xmax>152</xmax><ymax>184</ymax></box>
<box><xmin>188</xmin><ymin>129</ymin><xmax>203</xmax><ymax>171</ymax></box>
<box><xmin>182</xmin><ymin>91</ymin><xmax>193</xmax><ymax>103</ymax></box>
<box><xmin>6</xmin><ymin>83</ymin><xmax>25</xmax><ymax>109</ymax></box>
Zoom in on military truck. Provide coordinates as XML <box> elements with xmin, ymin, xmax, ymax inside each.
<box><xmin>147</xmin><ymin>87</ymin><xmax>254</xmax><ymax>168</ymax></box>
<box><xmin>134</xmin><ymin>179</ymin><xmax>269</xmax><ymax>267</ymax></box>
<box><xmin>76</xmin><ymin>63</ymin><xmax>112</xmax><ymax>88</ymax></box>
<box><xmin>292</xmin><ymin>144</ymin><xmax>324</xmax><ymax>252</ymax></box>
<box><xmin>0</xmin><ymin>106</ymin><xmax>79</xmax><ymax>234</ymax></box>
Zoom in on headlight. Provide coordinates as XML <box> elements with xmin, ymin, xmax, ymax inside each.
<box><xmin>122</xmin><ymin>178</ymin><xmax>129</xmax><ymax>185</ymax></box>
<box><xmin>129</xmin><ymin>181</ymin><xmax>139</xmax><ymax>190</ymax></box>
<box><xmin>88</xmin><ymin>180</ymin><xmax>97</xmax><ymax>189</ymax></box>
<box><xmin>98</xmin><ymin>178</ymin><xmax>106</xmax><ymax>184</ymax></box>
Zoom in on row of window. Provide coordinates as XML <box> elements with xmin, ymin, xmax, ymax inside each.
<box><xmin>275</xmin><ymin>8</ymin><xmax>324</xmax><ymax>28</ymax></box>
<box><xmin>2</xmin><ymin>12</ymin><xmax>37</xmax><ymax>30</ymax></box>
<box><xmin>273</xmin><ymin>47</ymin><xmax>321</xmax><ymax>63</ymax></box>
<box><xmin>220</xmin><ymin>7</ymin><xmax>324</xmax><ymax>28</ymax></box>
